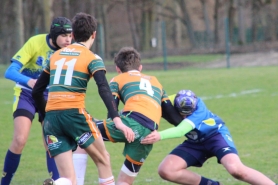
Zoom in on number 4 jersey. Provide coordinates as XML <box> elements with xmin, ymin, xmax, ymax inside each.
<box><xmin>109</xmin><ymin>70</ymin><xmax>169</xmax><ymax>127</ymax></box>
<box><xmin>44</xmin><ymin>43</ymin><xmax>106</xmax><ymax>112</ymax></box>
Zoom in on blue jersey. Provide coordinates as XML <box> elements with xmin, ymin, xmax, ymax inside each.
<box><xmin>184</xmin><ymin>98</ymin><xmax>230</xmax><ymax>143</ymax></box>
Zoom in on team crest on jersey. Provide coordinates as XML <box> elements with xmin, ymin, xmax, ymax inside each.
<box><xmin>15</xmin><ymin>55</ymin><xmax>21</xmax><ymax>60</ymax></box>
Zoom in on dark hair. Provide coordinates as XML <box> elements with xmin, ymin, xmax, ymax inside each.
<box><xmin>72</xmin><ymin>12</ymin><xmax>97</xmax><ymax>42</ymax></box>
<box><xmin>49</xmin><ymin>17</ymin><xmax>72</xmax><ymax>49</ymax></box>
<box><xmin>114</xmin><ymin>47</ymin><xmax>141</xmax><ymax>72</ymax></box>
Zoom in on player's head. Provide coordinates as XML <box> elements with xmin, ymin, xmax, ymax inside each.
<box><xmin>49</xmin><ymin>17</ymin><xmax>72</xmax><ymax>49</ymax></box>
<box><xmin>72</xmin><ymin>12</ymin><xmax>97</xmax><ymax>43</ymax></box>
<box><xmin>174</xmin><ymin>90</ymin><xmax>197</xmax><ymax>116</ymax></box>
<box><xmin>114</xmin><ymin>47</ymin><xmax>142</xmax><ymax>73</ymax></box>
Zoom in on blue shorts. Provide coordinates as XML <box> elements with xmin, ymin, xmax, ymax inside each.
<box><xmin>170</xmin><ymin>133</ymin><xmax>238</xmax><ymax>167</ymax></box>
<box><xmin>13</xmin><ymin>87</ymin><xmax>48</xmax><ymax>122</ymax></box>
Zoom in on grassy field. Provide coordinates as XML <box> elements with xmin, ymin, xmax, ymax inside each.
<box><xmin>0</xmin><ymin>65</ymin><xmax>277</xmax><ymax>184</ymax></box>
<box><xmin>100</xmin><ymin>54</ymin><xmax>224</xmax><ymax>68</ymax></box>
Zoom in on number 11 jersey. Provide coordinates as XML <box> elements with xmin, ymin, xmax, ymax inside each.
<box><xmin>44</xmin><ymin>43</ymin><xmax>105</xmax><ymax>112</ymax></box>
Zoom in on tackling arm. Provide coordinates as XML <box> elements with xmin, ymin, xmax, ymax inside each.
<box><xmin>161</xmin><ymin>99</ymin><xmax>183</xmax><ymax>126</ymax></box>
<box><xmin>159</xmin><ymin>119</ymin><xmax>193</xmax><ymax>140</ymax></box>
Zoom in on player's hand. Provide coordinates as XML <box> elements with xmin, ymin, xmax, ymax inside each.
<box><xmin>141</xmin><ymin>130</ymin><xmax>161</xmax><ymax>144</ymax></box>
<box><xmin>27</xmin><ymin>79</ymin><xmax>37</xmax><ymax>88</ymax></box>
<box><xmin>113</xmin><ymin>117</ymin><xmax>135</xmax><ymax>143</ymax></box>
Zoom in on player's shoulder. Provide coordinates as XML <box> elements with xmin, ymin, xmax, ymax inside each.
<box><xmin>27</xmin><ymin>34</ymin><xmax>47</xmax><ymax>43</ymax></box>
<box><xmin>141</xmin><ymin>72</ymin><xmax>158</xmax><ymax>80</ymax></box>
<box><xmin>92</xmin><ymin>53</ymin><xmax>102</xmax><ymax>60</ymax></box>
<box><xmin>84</xmin><ymin>49</ymin><xmax>103</xmax><ymax>61</ymax></box>
<box><xmin>24</xmin><ymin>34</ymin><xmax>48</xmax><ymax>50</ymax></box>
<box><xmin>142</xmin><ymin>73</ymin><xmax>163</xmax><ymax>87</ymax></box>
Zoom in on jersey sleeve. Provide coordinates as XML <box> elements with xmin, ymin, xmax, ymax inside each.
<box><xmin>87</xmin><ymin>54</ymin><xmax>106</xmax><ymax>75</ymax></box>
<box><xmin>109</xmin><ymin>77</ymin><xmax>120</xmax><ymax>98</ymax></box>
<box><xmin>11</xmin><ymin>37</ymin><xmax>35</xmax><ymax>65</ymax></box>
<box><xmin>159</xmin><ymin>119</ymin><xmax>193</xmax><ymax>140</ymax></box>
<box><xmin>161</xmin><ymin>89</ymin><xmax>169</xmax><ymax>102</ymax></box>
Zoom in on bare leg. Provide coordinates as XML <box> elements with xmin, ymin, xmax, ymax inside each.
<box><xmin>221</xmin><ymin>153</ymin><xmax>275</xmax><ymax>185</ymax></box>
<box><xmin>54</xmin><ymin>150</ymin><xmax>76</xmax><ymax>185</ymax></box>
<box><xmin>1</xmin><ymin>117</ymin><xmax>32</xmax><ymax>184</ymax></box>
<box><xmin>158</xmin><ymin>154</ymin><xmax>201</xmax><ymax>185</ymax></box>
<box><xmin>84</xmin><ymin>137</ymin><xmax>113</xmax><ymax>178</ymax></box>
<box><xmin>10</xmin><ymin>116</ymin><xmax>32</xmax><ymax>153</ymax></box>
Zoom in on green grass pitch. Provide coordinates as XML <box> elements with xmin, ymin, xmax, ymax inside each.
<box><xmin>0</xmin><ymin>66</ymin><xmax>277</xmax><ymax>184</ymax></box>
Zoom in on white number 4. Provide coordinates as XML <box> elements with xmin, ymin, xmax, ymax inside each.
<box><xmin>139</xmin><ymin>78</ymin><xmax>154</xmax><ymax>96</ymax></box>
<box><xmin>53</xmin><ymin>58</ymin><xmax>77</xmax><ymax>85</ymax></box>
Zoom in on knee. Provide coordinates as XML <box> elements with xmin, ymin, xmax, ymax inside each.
<box><xmin>13</xmin><ymin>135</ymin><xmax>28</xmax><ymax>149</ymax></box>
<box><xmin>226</xmin><ymin>164</ymin><xmax>248</xmax><ymax>180</ymax></box>
<box><xmin>158</xmin><ymin>166</ymin><xmax>173</xmax><ymax>181</ymax></box>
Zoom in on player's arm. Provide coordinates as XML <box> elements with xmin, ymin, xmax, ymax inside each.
<box><xmin>161</xmin><ymin>99</ymin><xmax>183</xmax><ymax>126</ymax></box>
<box><xmin>141</xmin><ymin>119</ymin><xmax>193</xmax><ymax>144</ymax></box>
<box><xmin>4</xmin><ymin>61</ymin><xmax>32</xmax><ymax>86</ymax></box>
<box><xmin>159</xmin><ymin>119</ymin><xmax>193</xmax><ymax>140</ymax></box>
<box><xmin>107</xmin><ymin>95</ymin><xmax>120</xmax><ymax>119</ymax></box>
<box><xmin>31</xmin><ymin>71</ymin><xmax>50</xmax><ymax>119</ymax></box>
<box><xmin>93</xmin><ymin>70</ymin><xmax>119</xmax><ymax>119</ymax></box>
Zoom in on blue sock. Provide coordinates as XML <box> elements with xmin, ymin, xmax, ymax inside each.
<box><xmin>199</xmin><ymin>176</ymin><xmax>220</xmax><ymax>185</ymax></box>
<box><xmin>1</xmin><ymin>150</ymin><xmax>21</xmax><ymax>185</ymax></box>
<box><xmin>46</xmin><ymin>152</ymin><xmax>59</xmax><ymax>180</ymax></box>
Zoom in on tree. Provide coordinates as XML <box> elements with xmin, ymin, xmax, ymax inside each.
<box><xmin>141</xmin><ymin>0</ymin><xmax>155</xmax><ymax>51</ymax></box>
<box><xmin>237</xmin><ymin>0</ymin><xmax>246</xmax><ymax>44</ymax></box>
<box><xmin>200</xmin><ymin>0</ymin><xmax>212</xmax><ymax>47</ymax></box>
<box><xmin>14</xmin><ymin>0</ymin><xmax>24</xmax><ymax>49</ymax></box>
<box><xmin>126</xmin><ymin>0</ymin><xmax>140</xmax><ymax>50</ymax></box>
<box><xmin>42</xmin><ymin>0</ymin><xmax>54</xmax><ymax>33</ymax></box>
<box><xmin>154</xmin><ymin>0</ymin><xmax>197</xmax><ymax>48</ymax></box>
<box><xmin>213</xmin><ymin>0</ymin><xmax>220</xmax><ymax>45</ymax></box>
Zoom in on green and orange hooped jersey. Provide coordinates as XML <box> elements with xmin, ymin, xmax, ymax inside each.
<box><xmin>109</xmin><ymin>70</ymin><xmax>169</xmax><ymax>125</ymax></box>
<box><xmin>44</xmin><ymin>43</ymin><xmax>106</xmax><ymax>112</ymax></box>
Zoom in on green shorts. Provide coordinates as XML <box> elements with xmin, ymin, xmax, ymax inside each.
<box><xmin>103</xmin><ymin>116</ymin><xmax>153</xmax><ymax>165</ymax></box>
<box><xmin>44</xmin><ymin>108</ymin><xmax>101</xmax><ymax>157</ymax></box>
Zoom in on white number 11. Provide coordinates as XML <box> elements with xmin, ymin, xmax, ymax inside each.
<box><xmin>53</xmin><ymin>58</ymin><xmax>77</xmax><ymax>85</ymax></box>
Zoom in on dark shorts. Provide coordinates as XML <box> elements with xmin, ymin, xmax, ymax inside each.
<box><xmin>103</xmin><ymin>116</ymin><xmax>153</xmax><ymax>165</ymax></box>
<box><xmin>170</xmin><ymin>133</ymin><xmax>238</xmax><ymax>167</ymax></box>
<box><xmin>43</xmin><ymin>108</ymin><xmax>101</xmax><ymax>157</ymax></box>
<box><xmin>13</xmin><ymin>87</ymin><xmax>47</xmax><ymax>122</ymax></box>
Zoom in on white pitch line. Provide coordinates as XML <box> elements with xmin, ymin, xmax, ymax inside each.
<box><xmin>201</xmin><ymin>89</ymin><xmax>263</xmax><ymax>100</ymax></box>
